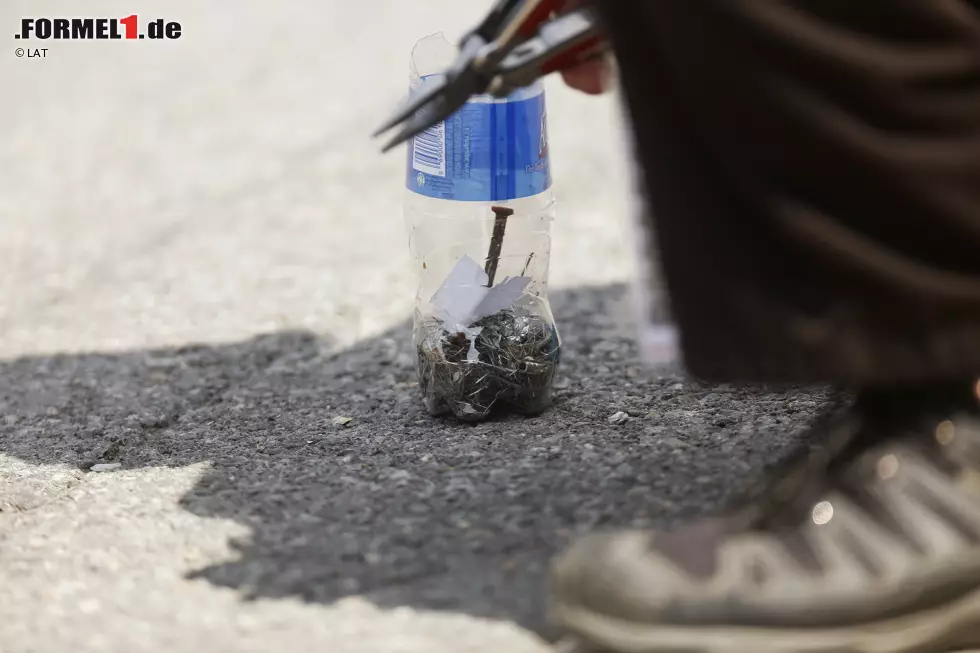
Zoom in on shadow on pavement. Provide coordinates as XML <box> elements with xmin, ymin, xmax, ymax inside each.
<box><xmin>0</xmin><ymin>283</ymin><xmax>838</xmax><ymax>637</ymax></box>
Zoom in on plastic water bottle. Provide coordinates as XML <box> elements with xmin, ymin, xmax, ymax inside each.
<box><xmin>402</xmin><ymin>33</ymin><xmax>560</xmax><ymax>422</ymax></box>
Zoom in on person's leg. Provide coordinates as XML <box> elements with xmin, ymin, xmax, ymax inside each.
<box><xmin>605</xmin><ymin>0</ymin><xmax>980</xmax><ymax>383</ymax></box>
<box><xmin>550</xmin><ymin>1</ymin><xmax>980</xmax><ymax>650</ymax></box>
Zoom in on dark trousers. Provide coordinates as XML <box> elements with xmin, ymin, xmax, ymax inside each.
<box><xmin>597</xmin><ymin>0</ymin><xmax>980</xmax><ymax>385</ymax></box>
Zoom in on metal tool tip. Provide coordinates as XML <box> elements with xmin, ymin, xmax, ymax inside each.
<box><xmin>378</xmin><ymin>117</ymin><xmax>426</xmax><ymax>153</ymax></box>
<box><xmin>371</xmin><ymin>121</ymin><xmax>394</xmax><ymax>139</ymax></box>
<box><xmin>379</xmin><ymin>134</ymin><xmax>406</xmax><ymax>154</ymax></box>
<box><xmin>371</xmin><ymin>103</ymin><xmax>413</xmax><ymax>139</ymax></box>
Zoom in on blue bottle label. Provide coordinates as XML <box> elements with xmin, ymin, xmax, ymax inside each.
<box><xmin>406</xmin><ymin>76</ymin><xmax>552</xmax><ymax>202</ymax></box>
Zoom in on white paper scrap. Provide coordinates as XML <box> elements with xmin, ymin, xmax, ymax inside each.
<box><xmin>436</xmin><ymin>324</ymin><xmax>485</xmax><ymax>363</ymax></box>
<box><xmin>472</xmin><ymin>276</ymin><xmax>530</xmax><ymax>319</ymax></box>
<box><xmin>430</xmin><ymin>255</ymin><xmax>531</xmax><ymax>330</ymax></box>
<box><xmin>463</xmin><ymin>326</ymin><xmax>483</xmax><ymax>362</ymax></box>
<box><xmin>429</xmin><ymin>255</ymin><xmax>487</xmax><ymax>329</ymax></box>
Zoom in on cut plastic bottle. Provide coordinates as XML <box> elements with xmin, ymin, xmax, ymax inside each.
<box><xmin>402</xmin><ymin>33</ymin><xmax>561</xmax><ymax>422</ymax></box>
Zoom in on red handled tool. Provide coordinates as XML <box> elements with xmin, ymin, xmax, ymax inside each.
<box><xmin>372</xmin><ymin>0</ymin><xmax>606</xmax><ymax>153</ymax></box>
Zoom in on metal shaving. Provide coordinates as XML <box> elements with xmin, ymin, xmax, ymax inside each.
<box><xmin>416</xmin><ymin>308</ymin><xmax>560</xmax><ymax>421</ymax></box>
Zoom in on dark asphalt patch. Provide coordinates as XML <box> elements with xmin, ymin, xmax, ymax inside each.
<box><xmin>0</xmin><ymin>283</ymin><xmax>839</xmax><ymax>638</ymax></box>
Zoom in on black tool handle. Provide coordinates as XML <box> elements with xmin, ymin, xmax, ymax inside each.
<box><xmin>489</xmin><ymin>6</ymin><xmax>604</xmax><ymax>96</ymax></box>
<box><xmin>468</xmin><ymin>0</ymin><xmax>526</xmax><ymax>43</ymax></box>
<box><xmin>467</xmin><ymin>0</ymin><xmax>571</xmax><ymax>50</ymax></box>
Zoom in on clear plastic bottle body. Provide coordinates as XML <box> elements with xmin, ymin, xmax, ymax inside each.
<box><xmin>403</xmin><ymin>190</ymin><xmax>556</xmax><ymax>321</ymax></box>
<box><xmin>404</xmin><ymin>191</ymin><xmax>560</xmax><ymax>420</ymax></box>
<box><xmin>402</xmin><ymin>34</ymin><xmax>561</xmax><ymax>421</ymax></box>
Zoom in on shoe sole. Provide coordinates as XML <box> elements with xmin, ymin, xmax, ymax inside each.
<box><xmin>551</xmin><ymin>586</ymin><xmax>980</xmax><ymax>653</ymax></box>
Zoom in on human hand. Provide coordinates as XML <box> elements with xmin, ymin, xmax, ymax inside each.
<box><xmin>557</xmin><ymin>0</ymin><xmax>613</xmax><ymax>95</ymax></box>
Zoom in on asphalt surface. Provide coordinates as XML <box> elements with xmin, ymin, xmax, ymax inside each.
<box><xmin>1</xmin><ymin>1</ymin><xmax>838</xmax><ymax>652</ymax></box>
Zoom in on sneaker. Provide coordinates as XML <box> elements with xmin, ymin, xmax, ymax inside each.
<box><xmin>549</xmin><ymin>382</ymin><xmax>980</xmax><ymax>653</ymax></box>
